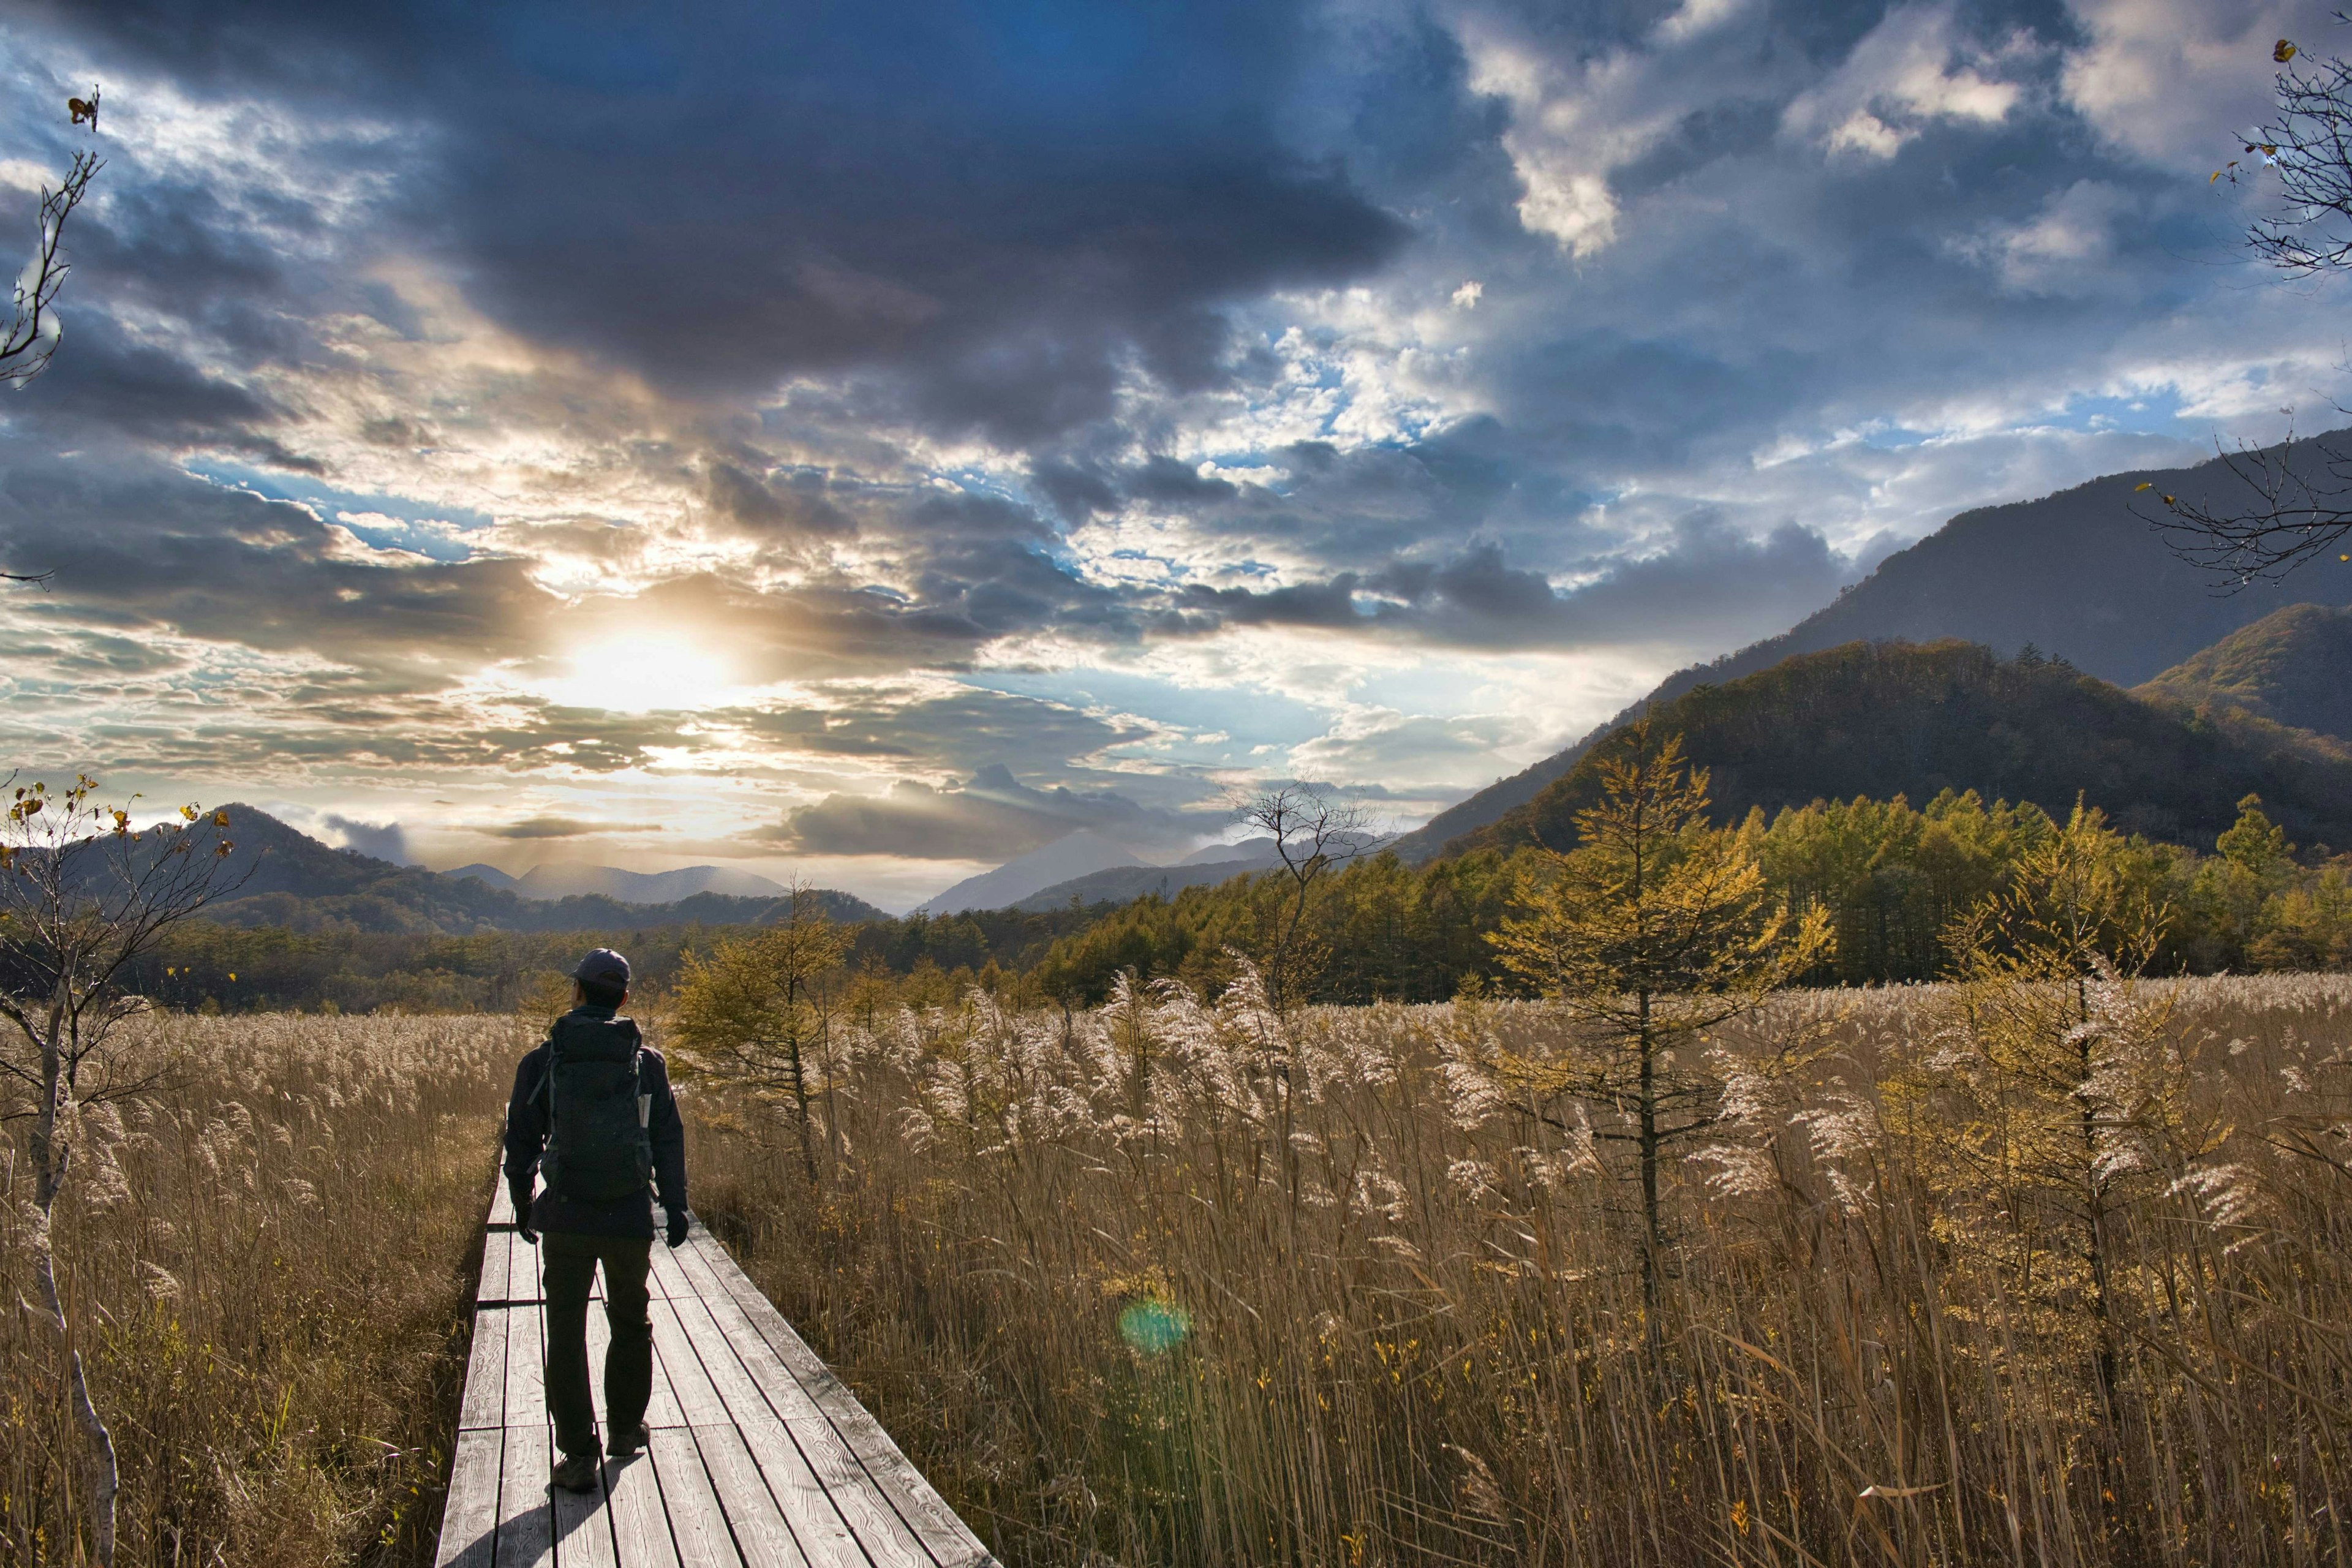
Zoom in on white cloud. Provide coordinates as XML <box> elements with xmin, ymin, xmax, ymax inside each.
<box><xmin>1783</xmin><ymin>3</ymin><xmax>2029</xmax><ymax>160</ymax></box>
<box><xmin>2062</xmin><ymin>0</ymin><xmax>2305</xmax><ymax>173</ymax></box>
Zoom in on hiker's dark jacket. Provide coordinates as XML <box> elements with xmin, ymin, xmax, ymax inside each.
<box><xmin>503</xmin><ymin>1005</ymin><xmax>687</xmax><ymax>1240</ymax></box>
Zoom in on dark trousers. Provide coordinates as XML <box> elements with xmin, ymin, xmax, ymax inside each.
<box><xmin>541</xmin><ymin>1231</ymin><xmax>653</xmax><ymax>1458</ymax></box>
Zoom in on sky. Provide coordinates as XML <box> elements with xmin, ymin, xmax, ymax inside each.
<box><xmin>1</xmin><ymin>0</ymin><xmax>2348</xmax><ymax>910</ymax></box>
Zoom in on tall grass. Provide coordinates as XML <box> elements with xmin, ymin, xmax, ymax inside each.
<box><xmin>689</xmin><ymin>970</ymin><xmax>2352</xmax><ymax>1567</ymax></box>
<box><xmin>0</xmin><ymin>1012</ymin><xmax>522</xmax><ymax>1566</ymax></box>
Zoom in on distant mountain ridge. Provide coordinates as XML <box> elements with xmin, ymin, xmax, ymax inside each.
<box><xmin>1449</xmin><ymin>641</ymin><xmax>2352</xmax><ymax>861</ymax></box>
<box><xmin>1394</xmin><ymin>437</ymin><xmax>2328</xmax><ymax>861</ymax></box>
<box><xmin>445</xmin><ymin>861</ymin><xmax>788</xmax><ymax>903</ymax></box>
<box><xmin>2136</xmin><ymin>603</ymin><xmax>2352</xmax><ymax>742</ymax></box>
<box><xmin>916</xmin><ymin>829</ymin><xmax>1142</xmax><ymax>914</ymax></box>
<box><xmin>192</xmin><ymin>809</ymin><xmax>883</xmax><ymax>933</ymax></box>
<box><xmin>1006</xmin><ymin>832</ymin><xmax>1393</xmax><ymax>912</ymax></box>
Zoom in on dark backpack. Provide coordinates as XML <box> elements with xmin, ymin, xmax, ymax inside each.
<box><xmin>539</xmin><ymin>1012</ymin><xmax>654</xmax><ymax>1205</ymax></box>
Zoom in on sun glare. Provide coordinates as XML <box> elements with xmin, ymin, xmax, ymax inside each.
<box><xmin>542</xmin><ymin>631</ymin><xmax>741</xmax><ymax>713</ymax></box>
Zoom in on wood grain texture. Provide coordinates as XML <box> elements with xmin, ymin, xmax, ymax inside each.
<box><xmin>432</xmin><ymin>1427</ymin><xmax>502</xmax><ymax>1568</ymax></box>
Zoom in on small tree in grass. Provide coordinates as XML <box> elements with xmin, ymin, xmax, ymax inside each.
<box><xmin>671</xmin><ymin>881</ymin><xmax>851</xmax><ymax>1185</ymax></box>
<box><xmin>0</xmin><ymin>777</ymin><xmax>239</xmax><ymax>1567</ymax></box>
<box><xmin>1485</xmin><ymin>723</ymin><xmax>1831</xmax><ymax>1324</ymax></box>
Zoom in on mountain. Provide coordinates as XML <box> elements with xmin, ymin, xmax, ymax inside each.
<box><xmin>1012</xmin><ymin>839</ymin><xmax>1287</xmax><ymax>911</ymax></box>
<box><xmin>915</xmin><ymin>829</ymin><xmax>1143</xmax><ymax>915</ymax></box>
<box><xmin>1182</xmin><ymin>837</ymin><xmax>1277</xmax><ymax>865</ymax></box>
<box><xmin>1008</xmin><ymin>833</ymin><xmax>1396</xmax><ymax>912</ymax></box>
<box><xmin>179</xmin><ymin>809</ymin><xmax>883</xmax><ymax>933</ymax></box>
<box><xmin>2135</xmin><ymin>603</ymin><xmax>2352</xmax><ymax>741</ymax></box>
<box><xmin>456</xmin><ymin>862</ymin><xmax>790</xmax><ymax>903</ymax></box>
<box><xmin>1396</xmin><ymin>439</ymin><xmax>2326</xmax><ymax>860</ymax></box>
<box><xmin>444</xmin><ymin>862</ymin><xmax>519</xmax><ymax>891</ymax></box>
<box><xmin>1447</xmin><ymin>641</ymin><xmax>2352</xmax><ymax>860</ymax></box>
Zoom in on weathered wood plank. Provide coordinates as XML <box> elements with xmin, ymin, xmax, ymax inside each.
<box><xmin>659</xmin><ymin>1287</ymin><xmax>871</xmax><ymax>1568</ymax></box>
<box><xmin>480</xmin><ymin>1226</ymin><xmax>511</xmax><ymax>1303</ymax></box>
<box><xmin>695</xmin><ymin>1423</ymin><xmax>812</xmax><ymax>1568</ymax></box>
<box><xmin>496</xmin><ymin>1420</ymin><xmax>556</xmax><ymax>1568</ymax></box>
<box><xmin>513</xmin><ymin>1232</ymin><xmax>546</xmax><ymax>1303</ymax></box>
<box><xmin>550</xmin><ymin>1455</ymin><xmax>620</xmax><ymax>1568</ymax></box>
<box><xmin>649</xmin><ymin>1428</ymin><xmax>740</xmax><ymax>1568</ymax></box>
<box><xmin>648</xmin><ymin>1242</ymin><xmax>693</xmax><ymax>1304</ymax></box>
<box><xmin>459</xmin><ymin>1306</ymin><xmax>510</xmax><ymax>1433</ymax></box>
<box><xmin>684</xmin><ymin>1236</ymin><xmax>993</xmax><ymax>1566</ymax></box>
<box><xmin>507</xmin><ymin>1298</ymin><xmax>549</xmax><ymax>1429</ymax></box>
<box><xmin>605</xmin><ymin>1450</ymin><xmax>683</xmax><ymax>1568</ymax></box>
<box><xmin>433</xmin><ymin>1425</ymin><xmax>502</xmax><ymax>1568</ymax></box>
<box><xmin>489</xmin><ymin>1178</ymin><xmax>516</xmax><ymax>1230</ymax></box>
<box><xmin>650</xmin><ymin>1296</ymin><xmax>729</xmax><ymax>1427</ymax></box>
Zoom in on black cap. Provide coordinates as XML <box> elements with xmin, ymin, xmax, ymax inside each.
<box><xmin>571</xmin><ymin>948</ymin><xmax>630</xmax><ymax>988</ymax></box>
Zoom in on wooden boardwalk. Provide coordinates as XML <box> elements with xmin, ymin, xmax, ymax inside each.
<box><xmin>434</xmin><ymin>1180</ymin><xmax>997</xmax><ymax>1568</ymax></box>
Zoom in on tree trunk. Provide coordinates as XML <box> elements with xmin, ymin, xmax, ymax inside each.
<box><xmin>32</xmin><ymin>1049</ymin><xmax>120</xmax><ymax>1567</ymax></box>
<box><xmin>1636</xmin><ymin>986</ymin><xmax>1662</xmax><ymax>1352</ymax></box>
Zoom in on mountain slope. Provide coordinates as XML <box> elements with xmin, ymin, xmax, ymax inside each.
<box><xmin>192</xmin><ymin>809</ymin><xmax>883</xmax><ymax>933</ymax></box>
<box><xmin>1396</xmin><ymin>440</ymin><xmax>2325</xmax><ymax>860</ymax></box>
<box><xmin>916</xmin><ymin>829</ymin><xmax>1143</xmax><ymax>914</ymax></box>
<box><xmin>1011</xmin><ymin>840</ymin><xmax>1288</xmax><ymax>911</ymax></box>
<box><xmin>2135</xmin><ymin>603</ymin><xmax>2352</xmax><ymax>741</ymax></box>
<box><xmin>1448</xmin><ymin>641</ymin><xmax>2352</xmax><ymax>859</ymax></box>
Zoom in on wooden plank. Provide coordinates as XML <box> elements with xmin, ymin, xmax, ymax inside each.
<box><xmin>649</xmin><ymin>1243</ymin><xmax>693</xmax><ymax>1303</ymax></box>
<box><xmin>551</xmin><ymin>1454</ymin><xmax>620</xmax><ymax>1568</ymax></box>
<box><xmin>682</xmin><ymin>1241</ymin><xmax>992</xmax><ymax>1561</ymax></box>
<box><xmin>680</xmin><ymin>1238</ymin><xmax>973</xmax><ymax>1552</ymax></box>
<box><xmin>489</xmin><ymin>1178</ymin><xmax>516</xmax><ymax>1230</ymax></box>
<box><xmin>480</xmin><ymin>1227</ymin><xmax>511</xmax><ymax>1303</ymax></box>
<box><xmin>459</xmin><ymin>1306</ymin><xmax>510</xmax><ymax>1432</ymax></box>
<box><xmin>695</xmin><ymin>1422</ymin><xmax>811</xmax><ymax>1568</ymax></box>
<box><xmin>649</xmin><ymin>1428</ymin><xmax>741</xmax><ymax>1568</ymax></box>
<box><xmin>496</xmin><ymin>1420</ymin><xmax>556</xmax><ymax>1568</ymax></box>
<box><xmin>651</xmin><ymin>1296</ymin><xmax>729</xmax><ymax>1427</ymax></box>
<box><xmin>510</xmin><ymin>1232</ymin><xmax>544</xmax><ymax>1303</ymax></box>
<box><xmin>507</xmin><ymin>1298</ymin><xmax>549</xmax><ymax>1429</ymax></box>
<box><xmin>433</xmin><ymin>1425</ymin><xmax>503</xmax><ymax>1568</ymax></box>
<box><xmin>644</xmin><ymin>1311</ymin><xmax>688</xmax><ymax>1431</ymax></box>
<box><xmin>605</xmin><ymin>1450</ymin><xmax>684</xmax><ymax>1568</ymax></box>
<box><xmin>662</xmin><ymin>1290</ymin><xmax>869</xmax><ymax>1568</ymax></box>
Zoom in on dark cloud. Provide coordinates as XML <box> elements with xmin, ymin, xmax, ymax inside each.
<box><xmin>484</xmin><ymin>816</ymin><xmax>600</xmax><ymax>840</ymax></box>
<box><xmin>1174</xmin><ymin>521</ymin><xmax>1849</xmax><ymax>650</ymax></box>
<box><xmin>768</xmin><ymin>764</ymin><xmax>1207</xmax><ymax>860</ymax></box>
<box><xmin>45</xmin><ymin>0</ymin><xmax>1408</xmax><ymax>442</ymax></box>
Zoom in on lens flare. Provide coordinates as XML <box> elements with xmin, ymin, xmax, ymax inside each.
<box><xmin>1117</xmin><ymin>1298</ymin><xmax>1191</xmax><ymax>1355</ymax></box>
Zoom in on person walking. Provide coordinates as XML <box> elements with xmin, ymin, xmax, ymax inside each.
<box><xmin>503</xmin><ymin>948</ymin><xmax>691</xmax><ymax>1494</ymax></box>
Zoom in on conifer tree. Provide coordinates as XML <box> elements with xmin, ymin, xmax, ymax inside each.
<box><xmin>1486</xmin><ymin>722</ymin><xmax>1831</xmax><ymax>1317</ymax></box>
<box><xmin>671</xmin><ymin>883</ymin><xmax>851</xmax><ymax>1184</ymax></box>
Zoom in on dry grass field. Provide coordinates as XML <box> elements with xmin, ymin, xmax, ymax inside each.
<box><xmin>1</xmin><ymin>1012</ymin><xmax>527</xmax><ymax>1567</ymax></box>
<box><xmin>692</xmin><ymin>971</ymin><xmax>2352</xmax><ymax>1568</ymax></box>
<box><xmin>4</xmin><ymin>975</ymin><xmax>2349</xmax><ymax>1566</ymax></box>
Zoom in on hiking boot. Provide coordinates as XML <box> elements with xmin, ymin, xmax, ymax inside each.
<box><xmin>551</xmin><ymin>1450</ymin><xmax>600</xmax><ymax>1493</ymax></box>
<box><xmin>606</xmin><ymin>1423</ymin><xmax>649</xmax><ymax>1458</ymax></box>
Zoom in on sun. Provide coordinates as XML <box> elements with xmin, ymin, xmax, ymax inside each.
<box><xmin>540</xmin><ymin>631</ymin><xmax>741</xmax><ymax>713</ymax></box>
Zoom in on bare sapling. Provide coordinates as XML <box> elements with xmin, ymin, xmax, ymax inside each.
<box><xmin>0</xmin><ymin>777</ymin><xmax>241</xmax><ymax>1566</ymax></box>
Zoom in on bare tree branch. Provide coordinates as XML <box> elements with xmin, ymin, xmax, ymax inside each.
<box><xmin>2149</xmin><ymin>38</ymin><xmax>2352</xmax><ymax>583</ymax></box>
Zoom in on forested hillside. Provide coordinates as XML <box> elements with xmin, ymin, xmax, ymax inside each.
<box><xmin>2136</xmin><ymin>602</ymin><xmax>2352</xmax><ymax>740</ymax></box>
<box><xmin>1452</xmin><ymin>640</ymin><xmax>2352</xmax><ymax>858</ymax></box>
<box><xmin>183</xmin><ymin>807</ymin><xmax>884</xmax><ymax>932</ymax></box>
<box><xmin>1395</xmin><ymin>440</ymin><xmax>2328</xmax><ymax>858</ymax></box>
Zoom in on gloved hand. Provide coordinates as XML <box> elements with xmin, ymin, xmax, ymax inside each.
<box><xmin>518</xmin><ymin>1221</ymin><xmax>539</xmax><ymax>1246</ymax></box>
<box><xmin>666</xmin><ymin>1209</ymin><xmax>690</xmax><ymax>1250</ymax></box>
